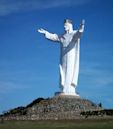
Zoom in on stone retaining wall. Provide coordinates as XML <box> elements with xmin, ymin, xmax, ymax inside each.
<box><xmin>25</xmin><ymin>96</ymin><xmax>102</xmax><ymax>120</ymax></box>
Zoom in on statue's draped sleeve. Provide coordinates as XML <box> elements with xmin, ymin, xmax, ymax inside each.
<box><xmin>71</xmin><ymin>24</ymin><xmax>84</xmax><ymax>86</ymax></box>
<box><xmin>72</xmin><ymin>25</ymin><xmax>84</xmax><ymax>42</ymax></box>
<box><xmin>45</xmin><ymin>31</ymin><xmax>60</xmax><ymax>42</ymax></box>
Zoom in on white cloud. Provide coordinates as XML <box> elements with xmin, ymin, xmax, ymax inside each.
<box><xmin>0</xmin><ymin>81</ymin><xmax>29</xmax><ymax>93</ymax></box>
<box><xmin>0</xmin><ymin>0</ymin><xmax>91</xmax><ymax>16</ymax></box>
<box><xmin>80</xmin><ymin>62</ymin><xmax>113</xmax><ymax>87</ymax></box>
<box><xmin>94</xmin><ymin>75</ymin><xmax>113</xmax><ymax>87</ymax></box>
<box><xmin>0</xmin><ymin>58</ymin><xmax>54</xmax><ymax>94</ymax></box>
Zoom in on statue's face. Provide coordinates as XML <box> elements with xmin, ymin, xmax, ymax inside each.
<box><xmin>64</xmin><ymin>23</ymin><xmax>72</xmax><ymax>32</ymax></box>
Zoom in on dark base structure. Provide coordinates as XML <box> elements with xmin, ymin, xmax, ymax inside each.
<box><xmin>26</xmin><ymin>96</ymin><xmax>101</xmax><ymax>120</ymax></box>
<box><xmin>2</xmin><ymin>95</ymin><xmax>101</xmax><ymax>120</ymax></box>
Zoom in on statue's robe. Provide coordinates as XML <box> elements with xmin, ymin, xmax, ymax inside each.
<box><xmin>45</xmin><ymin>29</ymin><xmax>83</xmax><ymax>95</ymax></box>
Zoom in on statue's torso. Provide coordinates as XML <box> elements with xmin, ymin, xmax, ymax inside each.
<box><xmin>60</xmin><ymin>30</ymin><xmax>77</xmax><ymax>47</ymax></box>
<box><xmin>60</xmin><ymin>30</ymin><xmax>78</xmax><ymax>60</ymax></box>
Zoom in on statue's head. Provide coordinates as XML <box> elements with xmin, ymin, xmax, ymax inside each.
<box><xmin>64</xmin><ymin>19</ymin><xmax>73</xmax><ymax>32</ymax></box>
<box><xmin>64</xmin><ymin>19</ymin><xmax>73</xmax><ymax>24</ymax></box>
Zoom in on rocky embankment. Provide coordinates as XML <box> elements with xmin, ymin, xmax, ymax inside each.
<box><xmin>2</xmin><ymin>95</ymin><xmax>103</xmax><ymax>120</ymax></box>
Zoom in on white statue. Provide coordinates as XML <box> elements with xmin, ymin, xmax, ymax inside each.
<box><xmin>38</xmin><ymin>19</ymin><xmax>85</xmax><ymax>96</ymax></box>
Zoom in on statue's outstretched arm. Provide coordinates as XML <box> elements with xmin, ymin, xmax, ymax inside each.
<box><xmin>72</xmin><ymin>20</ymin><xmax>85</xmax><ymax>42</ymax></box>
<box><xmin>38</xmin><ymin>28</ymin><xmax>60</xmax><ymax>42</ymax></box>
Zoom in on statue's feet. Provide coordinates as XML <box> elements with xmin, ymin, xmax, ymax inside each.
<box><xmin>55</xmin><ymin>91</ymin><xmax>80</xmax><ymax>98</ymax></box>
<box><xmin>74</xmin><ymin>93</ymin><xmax>80</xmax><ymax>97</ymax></box>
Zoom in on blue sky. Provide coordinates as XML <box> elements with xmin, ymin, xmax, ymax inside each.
<box><xmin>0</xmin><ymin>0</ymin><xmax>113</xmax><ymax>114</ymax></box>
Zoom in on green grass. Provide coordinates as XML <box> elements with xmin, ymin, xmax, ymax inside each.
<box><xmin>0</xmin><ymin>118</ymin><xmax>113</xmax><ymax>129</ymax></box>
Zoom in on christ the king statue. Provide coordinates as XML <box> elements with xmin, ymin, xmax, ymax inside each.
<box><xmin>38</xmin><ymin>19</ymin><xmax>85</xmax><ymax>96</ymax></box>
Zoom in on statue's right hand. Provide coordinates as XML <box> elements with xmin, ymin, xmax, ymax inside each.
<box><xmin>37</xmin><ymin>28</ymin><xmax>46</xmax><ymax>34</ymax></box>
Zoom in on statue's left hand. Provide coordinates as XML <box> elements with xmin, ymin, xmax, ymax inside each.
<box><xmin>82</xmin><ymin>19</ymin><xmax>85</xmax><ymax>25</ymax></box>
<box><xmin>79</xmin><ymin>19</ymin><xmax>85</xmax><ymax>32</ymax></box>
